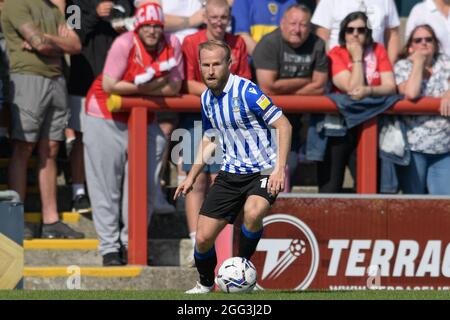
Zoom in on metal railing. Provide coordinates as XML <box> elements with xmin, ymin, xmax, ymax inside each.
<box><xmin>106</xmin><ymin>94</ymin><xmax>442</xmax><ymax>265</ymax></box>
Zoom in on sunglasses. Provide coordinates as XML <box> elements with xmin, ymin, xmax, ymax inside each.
<box><xmin>412</xmin><ymin>37</ymin><xmax>433</xmax><ymax>44</ymax></box>
<box><xmin>345</xmin><ymin>27</ymin><xmax>366</xmax><ymax>35</ymax></box>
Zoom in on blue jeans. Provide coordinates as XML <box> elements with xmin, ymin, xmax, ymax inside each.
<box><xmin>397</xmin><ymin>151</ymin><xmax>450</xmax><ymax>195</ymax></box>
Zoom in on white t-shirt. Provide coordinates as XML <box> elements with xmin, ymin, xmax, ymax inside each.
<box><xmin>405</xmin><ymin>0</ymin><xmax>450</xmax><ymax>57</ymax></box>
<box><xmin>161</xmin><ymin>0</ymin><xmax>203</xmax><ymax>44</ymax></box>
<box><xmin>311</xmin><ymin>0</ymin><xmax>400</xmax><ymax>49</ymax></box>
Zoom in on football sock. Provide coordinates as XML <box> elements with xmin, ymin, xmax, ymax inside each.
<box><xmin>238</xmin><ymin>224</ymin><xmax>263</xmax><ymax>260</ymax></box>
<box><xmin>194</xmin><ymin>245</ymin><xmax>217</xmax><ymax>287</ymax></box>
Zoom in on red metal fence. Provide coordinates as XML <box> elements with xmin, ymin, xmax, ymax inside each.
<box><xmin>106</xmin><ymin>94</ymin><xmax>442</xmax><ymax>265</ymax></box>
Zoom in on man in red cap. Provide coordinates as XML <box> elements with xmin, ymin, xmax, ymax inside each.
<box><xmin>84</xmin><ymin>2</ymin><xmax>184</xmax><ymax>266</ymax></box>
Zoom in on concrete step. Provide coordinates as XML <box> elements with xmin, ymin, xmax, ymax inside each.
<box><xmin>24</xmin><ymin>266</ymin><xmax>198</xmax><ymax>290</ymax></box>
<box><xmin>24</xmin><ymin>238</ymin><xmax>194</xmax><ymax>267</ymax></box>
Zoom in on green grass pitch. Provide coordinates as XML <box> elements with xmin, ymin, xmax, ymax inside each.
<box><xmin>0</xmin><ymin>290</ymin><xmax>449</xmax><ymax>300</ymax></box>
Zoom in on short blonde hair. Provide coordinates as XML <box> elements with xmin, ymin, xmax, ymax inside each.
<box><xmin>198</xmin><ymin>40</ymin><xmax>232</xmax><ymax>62</ymax></box>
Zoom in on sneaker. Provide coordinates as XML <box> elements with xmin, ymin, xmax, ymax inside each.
<box><xmin>24</xmin><ymin>223</ymin><xmax>34</xmax><ymax>240</ymax></box>
<box><xmin>72</xmin><ymin>194</ymin><xmax>92</xmax><ymax>214</ymax></box>
<box><xmin>185</xmin><ymin>282</ymin><xmax>214</xmax><ymax>294</ymax></box>
<box><xmin>120</xmin><ymin>246</ymin><xmax>128</xmax><ymax>265</ymax></box>
<box><xmin>41</xmin><ymin>221</ymin><xmax>85</xmax><ymax>239</ymax></box>
<box><xmin>103</xmin><ymin>252</ymin><xmax>124</xmax><ymax>266</ymax></box>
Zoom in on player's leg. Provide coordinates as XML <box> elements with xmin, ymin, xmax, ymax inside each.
<box><xmin>193</xmin><ymin>214</ymin><xmax>228</xmax><ymax>287</ymax></box>
<box><xmin>239</xmin><ymin>195</ymin><xmax>271</xmax><ymax>259</ymax></box>
<box><xmin>186</xmin><ymin>171</ymin><xmax>244</xmax><ymax>293</ymax></box>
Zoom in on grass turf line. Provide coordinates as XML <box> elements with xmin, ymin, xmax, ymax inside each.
<box><xmin>1</xmin><ymin>290</ymin><xmax>449</xmax><ymax>300</ymax></box>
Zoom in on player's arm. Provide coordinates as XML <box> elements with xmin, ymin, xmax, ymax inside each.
<box><xmin>174</xmin><ymin>135</ymin><xmax>217</xmax><ymax>199</ymax></box>
<box><xmin>267</xmin><ymin>114</ymin><xmax>292</xmax><ymax>195</ymax></box>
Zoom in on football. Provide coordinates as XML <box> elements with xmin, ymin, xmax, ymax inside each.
<box><xmin>215</xmin><ymin>257</ymin><xmax>257</xmax><ymax>293</ymax></box>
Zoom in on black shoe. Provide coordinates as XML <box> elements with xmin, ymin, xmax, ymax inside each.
<box><xmin>41</xmin><ymin>221</ymin><xmax>85</xmax><ymax>239</ymax></box>
<box><xmin>120</xmin><ymin>247</ymin><xmax>128</xmax><ymax>265</ymax></box>
<box><xmin>72</xmin><ymin>194</ymin><xmax>91</xmax><ymax>214</ymax></box>
<box><xmin>103</xmin><ymin>252</ymin><xmax>124</xmax><ymax>266</ymax></box>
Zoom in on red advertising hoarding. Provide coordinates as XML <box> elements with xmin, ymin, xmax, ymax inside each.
<box><xmin>233</xmin><ymin>195</ymin><xmax>450</xmax><ymax>290</ymax></box>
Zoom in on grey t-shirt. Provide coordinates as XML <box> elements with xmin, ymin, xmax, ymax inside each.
<box><xmin>253</xmin><ymin>28</ymin><xmax>328</xmax><ymax>78</ymax></box>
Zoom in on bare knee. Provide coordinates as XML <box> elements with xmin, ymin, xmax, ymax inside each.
<box><xmin>243</xmin><ymin>208</ymin><xmax>264</xmax><ymax>231</ymax></box>
<box><xmin>243</xmin><ymin>198</ymin><xmax>270</xmax><ymax>231</ymax></box>
<box><xmin>195</xmin><ymin>233</ymin><xmax>215</xmax><ymax>253</ymax></box>
<box><xmin>38</xmin><ymin>140</ymin><xmax>60</xmax><ymax>160</ymax></box>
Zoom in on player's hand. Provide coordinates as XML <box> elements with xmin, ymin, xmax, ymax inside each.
<box><xmin>174</xmin><ymin>177</ymin><xmax>194</xmax><ymax>200</ymax></box>
<box><xmin>267</xmin><ymin>167</ymin><xmax>285</xmax><ymax>196</ymax></box>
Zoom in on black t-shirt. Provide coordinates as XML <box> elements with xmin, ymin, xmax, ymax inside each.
<box><xmin>66</xmin><ymin>0</ymin><xmax>134</xmax><ymax>96</ymax></box>
<box><xmin>253</xmin><ymin>28</ymin><xmax>328</xmax><ymax>79</ymax></box>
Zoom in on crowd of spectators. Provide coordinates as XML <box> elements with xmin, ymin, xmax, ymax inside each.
<box><xmin>1</xmin><ymin>0</ymin><xmax>450</xmax><ymax>266</ymax></box>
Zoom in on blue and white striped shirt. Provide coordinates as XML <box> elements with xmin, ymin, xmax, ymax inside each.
<box><xmin>201</xmin><ymin>74</ymin><xmax>283</xmax><ymax>174</ymax></box>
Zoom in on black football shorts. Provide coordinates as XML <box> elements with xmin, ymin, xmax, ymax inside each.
<box><xmin>199</xmin><ymin>170</ymin><xmax>277</xmax><ymax>224</ymax></box>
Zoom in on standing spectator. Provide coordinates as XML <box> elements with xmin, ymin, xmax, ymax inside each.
<box><xmin>1</xmin><ymin>0</ymin><xmax>84</xmax><ymax>239</ymax></box>
<box><xmin>253</xmin><ymin>4</ymin><xmax>328</xmax><ymax>190</ymax></box>
<box><xmin>65</xmin><ymin>0</ymin><xmax>134</xmax><ymax>214</ymax></box>
<box><xmin>406</xmin><ymin>0</ymin><xmax>450</xmax><ymax>56</ymax></box>
<box><xmin>181</xmin><ymin>0</ymin><xmax>251</xmax><ymax>265</ymax></box>
<box><xmin>321</xmin><ymin>11</ymin><xmax>396</xmax><ymax>193</ymax></box>
<box><xmin>312</xmin><ymin>0</ymin><xmax>400</xmax><ymax>64</ymax></box>
<box><xmin>135</xmin><ymin>0</ymin><xmax>204</xmax><ymax>213</ymax></box>
<box><xmin>231</xmin><ymin>0</ymin><xmax>298</xmax><ymax>55</ymax></box>
<box><xmin>394</xmin><ymin>24</ymin><xmax>450</xmax><ymax>194</ymax></box>
<box><xmin>0</xmin><ymin>0</ymin><xmax>10</xmax><ymax>147</ymax></box>
<box><xmin>159</xmin><ymin>0</ymin><xmax>205</xmax><ymax>44</ymax></box>
<box><xmin>84</xmin><ymin>2</ymin><xmax>183</xmax><ymax>265</ymax></box>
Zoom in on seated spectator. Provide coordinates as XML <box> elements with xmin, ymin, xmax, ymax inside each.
<box><xmin>181</xmin><ymin>0</ymin><xmax>251</xmax><ymax>265</ymax></box>
<box><xmin>253</xmin><ymin>4</ymin><xmax>328</xmax><ymax>191</ymax></box>
<box><xmin>312</xmin><ymin>0</ymin><xmax>400</xmax><ymax>66</ymax></box>
<box><xmin>83</xmin><ymin>2</ymin><xmax>183</xmax><ymax>266</ymax></box>
<box><xmin>319</xmin><ymin>11</ymin><xmax>396</xmax><ymax>193</ymax></box>
<box><xmin>406</xmin><ymin>0</ymin><xmax>450</xmax><ymax>57</ymax></box>
<box><xmin>394</xmin><ymin>24</ymin><xmax>450</xmax><ymax>195</ymax></box>
<box><xmin>231</xmin><ymin>0</ymin><xmax>298</xmax><ymax>55</ymax></box>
